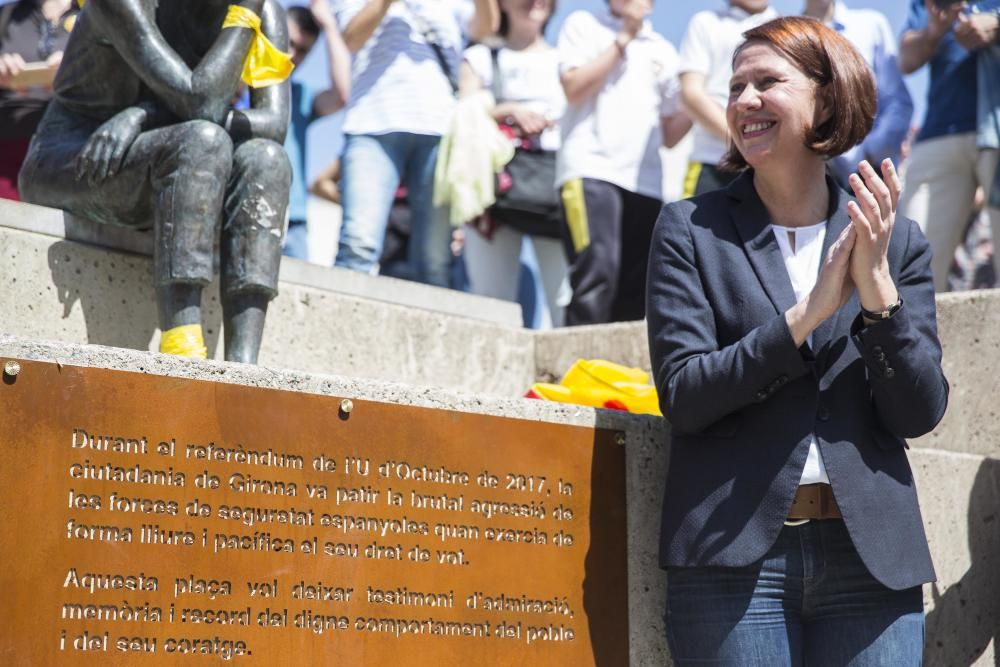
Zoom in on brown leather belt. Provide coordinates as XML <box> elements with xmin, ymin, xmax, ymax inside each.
<box><xmin>788</xmin><ymin>484</ymin><xmax>842</xmax><ymax>520</ymax></box>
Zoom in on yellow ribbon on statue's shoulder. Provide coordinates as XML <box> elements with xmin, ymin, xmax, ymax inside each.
<box><xmin>222</xmin><ymin>4</ymin><xmax>294</xmax><ymax>89</ymax></box>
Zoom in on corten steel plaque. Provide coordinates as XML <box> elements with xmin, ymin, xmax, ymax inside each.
<box><xmin>0</xmin><ymin>359</ymin><xmax>628</xmax><ymax>665</ymax></box>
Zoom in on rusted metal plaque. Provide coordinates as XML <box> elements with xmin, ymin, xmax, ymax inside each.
<box><xmin>0</xmin><ymin>359</ymin><xmax>628</xmax><ymax>665</ymax></box>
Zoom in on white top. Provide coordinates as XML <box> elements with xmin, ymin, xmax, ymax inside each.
<box><xmin>771</xmin><ymin>220</ymin><xmax>831</xmax><ymax>487</ymax></box>
<box><xmin>678</xmin><ymin>5</ymin><xmax>778</xmax><ymax>165</ymax></box>
<box><xmin>555</xmin><ymin>10</ymin><xmax>681</xmax><ymax>199</ymax></box>
<box><xmin>335</xmin><ymin>0</ymin><xmax>473</xmax><ymax>136</ymax></box>
<box><xmin>464</xmin><ymin>43</ymin><xmax>566</xmax><ymax>152</ymax></box>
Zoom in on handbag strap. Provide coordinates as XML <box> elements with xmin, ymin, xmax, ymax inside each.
<box><xmin>490</xmin><ymin>47</ymin><xmax>502</xmax><ymax>102</ymax></box>
<box><xmin>405</xmin><ymin>3</ymin><xmax>459</xmax><ymax>94</ymax></box>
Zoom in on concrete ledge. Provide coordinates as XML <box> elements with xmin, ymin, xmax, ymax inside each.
<box><xmin>0</xmin><ymin>199</ymin><xmax>521</xmax><ymax>328</ymax></box>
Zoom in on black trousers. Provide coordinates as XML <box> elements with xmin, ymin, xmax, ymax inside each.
<box><xmin>560</xmin><ymin>177</ymin><xmax>661</xmax><ymax>325</ymax></box>
<box><xmin>682</xmin><ymin>161</ymin><xmax>739</xmax><ymax>199</ymax></box>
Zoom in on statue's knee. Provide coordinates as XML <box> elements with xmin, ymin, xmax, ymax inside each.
<box><xmin>175</xmin><ymin>120</ymin><xmax>233</xmax><ymax>170</ymax></box>
<box><xmin>234</xmin><ymin>139</ymin><xmax>291</xmax><ymax>189</ymax></box>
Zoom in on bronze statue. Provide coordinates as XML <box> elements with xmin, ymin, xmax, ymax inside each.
<box><xmin>19</xmin><ymin>0</ymin><xmax>292</xmax><ymax>364</ymax></box>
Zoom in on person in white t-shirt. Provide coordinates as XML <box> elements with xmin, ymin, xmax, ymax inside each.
<box><xmin>459</xmin><ymin>0</ymin><xmax>567</xmax><ymax>328</ymax></box>
<box><xmin>333</xmin><ymin>0</ymin><xmax>498</xmax><ymax>287</ymax></box>
<box><xmin>678</xmin><ymin>0</ymin><xmax>776</xmax><ymax>198</ymax></box>
<box><xmin>556</xmin><ymin>0</ymin><xmax>690</xmax><ymax>326</ymax></box>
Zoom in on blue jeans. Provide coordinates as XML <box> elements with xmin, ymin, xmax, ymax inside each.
<box><xmin>665</xmin><ymin>520</ymin><xmax>925</xmax><ymax>666</ymax></box>
<box><xmin>282</xmin><ymin>219</ymin><xmax>308</xmax><ymax>260</ymax></box>
<box><xmin>334</xmin><ymin>132</ymin><xmax>452</xmax><ymax>287</ymax></box>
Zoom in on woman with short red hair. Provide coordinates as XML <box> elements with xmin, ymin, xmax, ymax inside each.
<box><xmin>646</xmin><ymin>17</ymin><xmax>947</xmax><ymax>664</ymax></box>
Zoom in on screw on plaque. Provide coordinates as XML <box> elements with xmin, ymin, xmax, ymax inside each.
<box><xmin>3</xmin><ymin>361</ymin><xmax>21</xmax><ymax>384</ymax></box>
<box><xmin>339</xmin><ymin>399</ymin><xmax>354</xmax><ymax>421</ymax></box>
<box><xmin>615</xmin><ymin>432</ymin><xmax>626</xmax><ymax>446</ymax></box>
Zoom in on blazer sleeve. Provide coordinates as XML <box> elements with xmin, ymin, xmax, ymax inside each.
<box><xmin>850</xmin><ymin>217</ymin><xmax>949</xmax><ymax>438</ymax></box>
<box><xmin>646</xmin><ymin>202</ymin><xmax>811</xmax><ymax>434</ymax></box>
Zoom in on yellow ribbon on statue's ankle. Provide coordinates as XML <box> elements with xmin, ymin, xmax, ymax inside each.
<box><xmin>222</xmin><ymin>5</ymin><xmax>294</xmax><ymax>88</ymax></box>
<box><xmin>159</xmin><ymin>324</ymin><xmax>209</xmax><ymax>359</ymax></box>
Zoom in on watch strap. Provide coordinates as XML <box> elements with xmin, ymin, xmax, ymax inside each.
<box><xmin>861</xmin><ymin>296</ymin><xmax>903</xmax><ymax>321</ymax></box>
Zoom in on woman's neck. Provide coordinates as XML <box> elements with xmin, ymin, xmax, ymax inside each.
<box><xmin>504</xmin><ymin>25</ymin><xmax>545</xmax><ymax>51</ymax></box>
<box><xmin>753</xmin><ymin>158</ymin><xmax>830</xmax><ymax>228</ymax></box>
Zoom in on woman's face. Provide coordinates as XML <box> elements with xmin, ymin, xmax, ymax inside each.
<box><xmin>727</xmin><ymin>42</ymin><xmax>828</xmax><ymax>169</ymax></box>
<box><xmin>500</xmin><ymin>0</ymin><xmax>554</xmax><ymax>27</ymax></box>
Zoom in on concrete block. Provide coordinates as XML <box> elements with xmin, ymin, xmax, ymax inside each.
<box><xmin>912</xmin><ymin>290</ymin><xmax>1000</xmax><ymax>459</ymax></box>
<box><xmin>911</xmin><ymin>448</ymin><xmax>999</xmax><ymax>666</ymax></box>
<box><xmin>534</xmin><ymin>321</ymin><xmax>651</xmax><ymax>382</ymax></box>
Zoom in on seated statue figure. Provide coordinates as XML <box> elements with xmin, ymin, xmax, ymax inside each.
<box><xmin>19</xmin><ymin>0</ymin><xmax>292</xmax><ymax>364</ymax></box>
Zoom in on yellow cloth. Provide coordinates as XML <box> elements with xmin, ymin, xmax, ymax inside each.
<box><xmin>222</xmin><ymin>5</ymin><xmax>294</xmax><ymax>89</ymax></box>
<box><xmin>527</xmin><ymin>359</ymin><xmax>662</xmax><ymax>416</ymax></box>
<box><xmin>433</xmin><ymin>90</ymin><xmax>515</xmax><ymax>227</ymax></box>
<box><xmin>160</xmin><ymin>324</ymin><xmax>208</xmax><ymax>359</ymax></box>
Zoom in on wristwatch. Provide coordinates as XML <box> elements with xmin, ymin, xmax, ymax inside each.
<box><xmin>861</xmin><ymin>296</ymin><xmax>903</xmax><ymax>322</ymax></box>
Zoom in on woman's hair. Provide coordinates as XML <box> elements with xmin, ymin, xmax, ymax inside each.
<box><xmin>498</xmin><ymin>1</ymin><xmax>558</xmax><ymax>39</ymax></box>
<box><xmin>721</xmin><ymin>16</ymin><xmax>876</xmax><ymax>172</ymax></box>
<box><xmin>287</xmin><ymin>5</ymin><xmax>321</xmax><ymax>40</ymax></box>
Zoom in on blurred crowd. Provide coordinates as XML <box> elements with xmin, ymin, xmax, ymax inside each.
<box><xmin>2</xmin><ymin>0</ymin><xmax>998</xmax><ymax>328</ymax></box>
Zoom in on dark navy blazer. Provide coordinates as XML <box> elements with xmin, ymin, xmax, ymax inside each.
<box><xmin>645</xmin><ymin>170</ymin><xmax>949</xmax><ymax>591</ymax></box>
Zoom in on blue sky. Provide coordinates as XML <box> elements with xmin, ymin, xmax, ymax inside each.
<box><xmin>286</xmin><ymin>0</ymin><xmax>925</xmax><ymax>181</ymax></box>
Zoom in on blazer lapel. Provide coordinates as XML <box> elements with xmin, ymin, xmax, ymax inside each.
<box><xmin>727</xmin><ymin>171</ymin><xmax>798</xmax><ymax>315</ymax></box>
<box><xmin>811</xmin><ymin>177</ymin><xmax>852</xmax><ymax>364</ymax></box>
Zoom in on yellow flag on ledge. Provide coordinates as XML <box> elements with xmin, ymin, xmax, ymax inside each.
<box><xmin>222</xmin><ymin>5</ymin><xmax>294</xmax><ymax>89</ymax></box>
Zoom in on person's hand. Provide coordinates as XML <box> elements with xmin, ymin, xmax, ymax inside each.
<box><xmin>75</xmin><ymin>108</ymin><xmax>145</xmax><ymax>185</ymax></box>
<box><xmin>811</xmin><ymin>224</ymin><xmax>858</xmax><ymax>323</ymax></box>
<box><xmin>847</xmin><ymin>159</ymin><xmax>901</xmax><ymax>312</ymax></box>
<box><xmin>618</xmin><ymin>0</ymin><xmax>651</xmax><ymax>43</ymax></box>
<box><xmin>0</xmin><ymin>52</ymin><xmax>27</xmax><ymax>88</ymax></box>
<box><xmin>310</xmin><ymin>0</ymin><xmax>338</xmax><ymax>31</ymax></box>
<box><xmin>924</xmin><ymin>0</ymin><xmax>965</xmax><ymax>40</ymax></box>
<box><xmin>954</xmin><ymin>10</ymin><xmax>1000</xmax><ymax>51</ymax></box>
<box><xmin>507</xmin><ymin>107</ymin><xmax>552</xmax><ymax>137</ymax></box>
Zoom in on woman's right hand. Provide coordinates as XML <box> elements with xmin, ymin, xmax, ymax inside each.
<box><xmin>785</xmin><ymin>224</ymin><xmax>857</xmax><ymax>347</ymax></box>
<box><xmin>0</xmin><ymin>53</ymin><xmax>27</xmax><ymax>89</ymax></box>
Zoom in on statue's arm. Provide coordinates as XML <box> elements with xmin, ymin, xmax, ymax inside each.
<box><xmin>86</xmin><ymin>0</ymin><xmax>265</xmax><ymax>125</ymax></box>
<box><xmin>227</xmin><ymin>0</ymin><xmax>291</xmax><ymax>144</ymax></box>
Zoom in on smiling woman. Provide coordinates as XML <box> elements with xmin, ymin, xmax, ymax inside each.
<box><xmin>645</xmin><ymin>16</ymin><xmax>948</xmax><ymax>666</ymax></box>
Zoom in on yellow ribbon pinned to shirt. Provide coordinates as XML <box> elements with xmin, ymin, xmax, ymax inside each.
<box><xmin>222</xmin><ymin>5</ymin><xmax>294</xmax><ymax>89</ymax></box>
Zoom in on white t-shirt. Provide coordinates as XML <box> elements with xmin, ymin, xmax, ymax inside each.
<box><xmin>771</xmin><ymin>220</ymin><xmax>831</xmax><ymax>487</ymax></box>
<box><xmin>556</xmin><ymin>10</ymin><xmax>681</xmax><ymax>200</ymax></box>
<box><xmin>464</xmin><ymin>43</ymin><xmax>565</xmax><ymax>152</ymax></box>
<box><xmin>678</xmin><ymin>5</ymin><xmax>778</xmax><ymax>165</ymax></box>
<box><xmin>335</xmin><ymin>0</ymin><xmax>473</xmax><ymax>136</ymax></box>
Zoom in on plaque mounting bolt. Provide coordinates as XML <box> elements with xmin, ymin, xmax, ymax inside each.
<box><xmin>3</xmin><ymin>361</ymin><xmax>20</xmax><ymax>378</ymax></box>
<box><xmin>340</xmin><ymin>399</ymin><xmax>354</xmax><ymax>414</ymax></box>
<box><xmin>615</xmin><ymin>432</ymin><xmax>626</xmax><ymax>447</ymax></box>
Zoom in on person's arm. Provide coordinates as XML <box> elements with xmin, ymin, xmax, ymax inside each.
<box><xmin>660</xmin><ymin>111</ymin><xmax>692</xmax><ymax>149</ymax></box>
<box><xmin>898</xmin><ymin>0</ymin><xmax>963</xmax><ymax>74</ymax></box>
<box><xmin>86</xmin><ymin>0</ymin><xmax>266</xmax><ymax>125</ymax></box>
<box><xmin>467</xmin><ymin>0</ymin><xmax>500</xmax><ymax>43</ymax></box>
<box><xmin>308</xmin><ymin>159</ymin><xmax>341</xmax><ymax>204</ymax></box>
<box><xmin>645</xmin><ymin>201</ymin><xmax>856</xmax><ymax>433</ymax></box>
<box><xmin>560</xmin><ymin>1</ymin><xmax>649</xmax><ymax>106</ymax></box>
<box><xmin>228</xmin><ymin>0</ymin><xmax>291</xmax><ymax>143</ymax></box>
<box><xmin>679</xmin><ymin>72</ymin><xmax>728</xmax><ymax>142</ymax></box>
<box><xmin>340</xmin><ymin>0</ymin><xmax>393</xmax><ymax>53</ymax></box>
<box><xmin>844</xmin><ymin>158</ymin><xmax>948</xmax><ymax>437</ymax></box>
<box><xmin>310</xmin><ymin>0</ymin><xmax>351</xmax><ymax>115</ymax></box>
<box><xmin>859</xmin><ymin>19</ymin><xmax>914</xmax><ymax>164</ymax></box>
<box><xmin>953</xmin><ymin>9</ymin><xmax>1000</xmax><ymax>51</ymax></box>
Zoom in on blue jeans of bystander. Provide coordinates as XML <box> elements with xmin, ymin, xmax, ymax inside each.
<box><xmin>334</xmin><ymin>132</ymin><xmax>452</xmax><ymax>287</ymax></box>
<box><xmin>282</xmin><ymin>219</ymin><xmax>308</xmax><ymax>260</ymax></box>
<box><xmin>665</xmin><ymin>519</ymin><xmax>924</xmax><ymax>666</ymax></box>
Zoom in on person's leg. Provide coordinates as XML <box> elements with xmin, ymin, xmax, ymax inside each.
<box><xmin>334</xmin><ymin>133</ymin><xmax>404</xmax><ymax>274</ymax></box>
<box><xmin>560</xmin><ymin>178</ymin><xmax>623</xmax><ymax>326</ymax></box>
<box><xmin>529</xmin><ymin>234</ymin><xmax>569</xmax><ymax>329</ymax></box>
<box><xmin>283</xmin><ymin>220</ymin><xmax>309</xmax><ymax>259</ymax></box>
<box><xmin>899</xmin><ymin>134</ymin><xmax>978</xmax><ymax>291</ymax></box>
<box><xmin>221</xmin><ymin>138</ymin><xmax>292</xmax><ymax>363</ymax></box>
<box><xmin>976</xmin><ymin>148</ymin><xmax>1000</xmax><ymax>287</ymax></box>
<box><xmin>404</xmin><ymin>133</ymin><xmax>452</xmax><ymax>288</ymax></box>
<box><xmin>665</xmin><ymin>526</ymin><xmax>804</xmax><ymax>666</ymax></box>
<box><xmin>613</xmin><ymin>189</ymin><xmax>662</xmax><ymax>322</ymax></box>
<box><xmin>464</xmin><ymin>223</ymin><xmax>523</xmax><ymax>303</ymax></box>
<box><xmin>802</xmin><ymin>520</ymin><xmax>924</xmax><ymax>667</ymax></box>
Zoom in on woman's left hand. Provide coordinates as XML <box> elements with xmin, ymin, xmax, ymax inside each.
<box><xmin>846</xmin><ymin>159</ymin><xmax>901</xmax><ymax>312</ymax></box>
